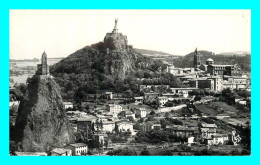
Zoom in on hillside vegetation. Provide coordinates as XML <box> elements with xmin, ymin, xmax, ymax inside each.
<box><xmin>50</xmin><ymin>42</ymin><xmax>181</xmax><ymax>102</ymax></box>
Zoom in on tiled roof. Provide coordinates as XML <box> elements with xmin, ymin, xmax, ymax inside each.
<box><xmin>116</xmin><ymin>120</ymin><xmax>133</xmax><ymax>125</ymax></box>
<box><xmin>69</xmin><ymin>143</ymin><xmax>87</xmax><ymax>148</ymax></box>
<box><xmin>134</xmin><ymin>97</ymin><xmax>144</xmax><ymax>99</ymax></box>
<box><xmin>77</xmin><ymin>116</ymin><xmax>97</xmax><ymax>122</ymax></box>
<box><xmin>201</xmin><ymin>124</ymin><xmax>217</xmax><ymax>128</ymax></box>
<box><xmin>51</xmin><ymin>148</ymin><xmax>71</xmax><ymax>154</ymax></box>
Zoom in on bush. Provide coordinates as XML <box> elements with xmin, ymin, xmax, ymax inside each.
<box><xmin>107</xmin><ymin>148</ymin><xmax>137</xmax><ymax>156</ymax></box>
<box><xmin>162</xmin><ymin>150</ymin><xmax>173</xmax><ymax>156</ymax></box>
<box><xmin>230</xmin><ymin>149</ymin><xmax>240</xmax><ymax>156</ymax></box>
<box><xmin>140</xmin><ymin>150</ymin><xmax>151</xmax><ymax>156</ymax></box>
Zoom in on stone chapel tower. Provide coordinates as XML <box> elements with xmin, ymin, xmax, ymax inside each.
<box><xmin>36</xmin><ymin>51</ymin><xmax>49</xmax><ymax>75</ymax></box>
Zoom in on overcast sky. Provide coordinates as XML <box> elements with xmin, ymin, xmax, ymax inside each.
<box><xmin>10</xmin><ymin>10</ymin><xmax>251</xmax><ymax>59</ymax></box>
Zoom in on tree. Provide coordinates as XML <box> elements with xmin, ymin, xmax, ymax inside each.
<box><xmin>194</xmin><ymin>95</ymin><xmax>202</xmax><ymax>101</ymax></box>
<box><xmin>10</xmin><ymin>141</ymin><xmax>16</xmax><ymax>155</ymax></box>
<box><xmin>150</xmin><ymin>111</ymin><xmax>156</xmax><ymax>115</ymax></box>
<box><xmin>230</xmin><ymin>149</ymin><xmax>240</xmax><ymax>156</ymax></box>
<box><xmin>140</xmin><ymin>150</ymin><xmax>151</xmax><ymax>156</ymax></box>
<box><xmin>74</xmin><ymin>131</ymin><xmax>84</xmax><ymax>143</ymax></box>
<box><xmin>160</xmin><ymin>119</ymin><xmax>168</xmax><ymax>129</ymax></box>
<box><xmin>107</xmin><ymin>148</ymin><xmax>137</xmax><ymax>156</ymax></box>
<box><xmin>164</xmin><ymin>101</ymin><xmax>174</xmax><ymax>107</ymax></box>
<box><xmin>104</xmin><ymin>140</ymin><xmax>108</xmax><ymax>149</ymax></box>
<box><xmin>163</xmin><ymin>150</ymin><xmax>173</xmax><ymax>156</ymax></box>
<box><xmin>95</xmin><ymin>119</ymin><xmax>100</xmax><ymax>132</ymax></box>
<box><xmin>127</xmin><ymin>116</ymin><xmax>135</xmax><ymax>122</ymax></box>
<box><xmin>220</xmin><ymin>88</ymin><xmax>238</xmax><ymax>105</ymax></box>
<box><xmin>100</xmin><ymin>120</ymin><xmax>103</xmax><ymax>131</ymax></box>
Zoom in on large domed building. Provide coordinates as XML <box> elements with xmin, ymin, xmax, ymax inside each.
<box><xmin>206</xmin><ymin>58</ymin><xmax>214</xmax><ymax>65</ymax></box>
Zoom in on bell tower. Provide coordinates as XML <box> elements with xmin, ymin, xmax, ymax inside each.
<box><xmin>194</xmin><ymin>48</ymin><xmax>201</xmax><ymax>69</ymax></box>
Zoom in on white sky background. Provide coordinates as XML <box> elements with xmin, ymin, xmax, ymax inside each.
<box><xmin>10</xmin><ymin>10</ymin><xmax>251</xmax><ymax>59</ymax></box>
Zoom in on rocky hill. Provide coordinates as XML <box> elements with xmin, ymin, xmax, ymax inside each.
<box><xmin>14</xmin><ymin>75</ymin><xmax>74</xmax><ymax>152</ymax></box>
<box><xmin>49</xmin><ymin>43</ymin><xmax>156</xmax><ymax>99</ymax></box>
<box><xmin>49</xmin><ymin>19</ymin><xmax>181</xmax><ymax>101</ymax></box>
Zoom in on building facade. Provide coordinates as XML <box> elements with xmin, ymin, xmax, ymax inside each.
<box><xmin>115</xmin><ymin>121</ymin><xmax>134</xmax><ymax>133</ymax></box>
<box><xmin>207</xmin><ymin>64</ymin><xmax>234</xmax><ymax>76</ymax></box>
<box><xmin>157</xmin><ymin>97</ymin><xmax>169</xmax><ymax>107</ymax></box>
<box><xmin>106</xmin><ymin>104</ymin><xmax>123</xmax><ymax>114</ymax></box>
<box><xmin>135</xmin><ymin>108</ymin><xmax>147</xmax><ymax>118</ymax></box>
<box><xmin>65</xmin><ymin>143</ymin><xmax>88</xmax><ymax>156</ymax></box>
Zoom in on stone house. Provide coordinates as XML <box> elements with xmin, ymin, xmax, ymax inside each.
<box><xmin>65</xmin><ymin>143</ymin><xmax>88</xmax><ymax>156</ymax></box>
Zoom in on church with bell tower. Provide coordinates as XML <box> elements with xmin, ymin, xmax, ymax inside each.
<box><xmin>194</xmin><ymin>48</ymin><xmax>201</xmax><ymax>69</ymax></box>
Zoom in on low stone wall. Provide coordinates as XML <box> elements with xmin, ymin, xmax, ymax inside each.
<box><xmin>158</xmin><ymin>104</ymin><xmax>187</xmax><ymax>113</ymax></box>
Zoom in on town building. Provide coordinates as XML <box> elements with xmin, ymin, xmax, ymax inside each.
<box><xmin>157</xmin><ymin>96</ymin><xmax>169</xmax><ymax>107</ymax></box>
<box><xmin>198</xmin><ymin>79</ymin><xmax>214</xmax><ymax>91</ymax></box>
<box><xmin>105</xmin><ymin>92</ymin><xmax>113</xmax><ymax>100</ymax></box>
<box><xmin>115</xmin><ymin>121</ymin><xmax>134</xmax><ymax>134</ymax></box>
<box><xmin>189</xmin><ymin>78</ymin><xmax>211</xmax><ymax>90</ymax></box>
<box><xmin>205</xmin><ymin>134</ymin><xmax>229</xmax><ymax>145</ymax></box>
<box><xmin>166</xmin><ymin>65</ymin><xmax>184</xmax><ymax>75</ymax></box>
<box><xmin>222</xmin><ymin>76</ymin><xmax>247</xmax><ymax>90</ymax></box>
<box><xmin>170</xmin><ymin>88</ymin><xmax>198</xmax><ymax>98</ymax></box>
<box><xmin>118</xmin><ymin>110</ymin><xmax>135</xmax><ymax>121</ymax></box>
<box><xmin>200</xmin><ymin>123</ymin><xmax>217</xmax><ymax>139</ymax></box>
<box><xmin>206</xmin><ymin>58</ymin><xmax>214</xmax><ymax>65</ymax></box>
<box><xmin>134</xmin><ymin>96</ymin><xmax>144</xmax><ymax>104</ymax></box>
<box><xmin>200</xmin><ymin>58</ymin><xmax>214</xmax><ymax>71</ymax></box>
<box><xmin>77</xmin><ymin>116</ymin><xmax>97</xmax><ymax>132</ymax></box>
<box><xmin>65</xmin><ymin>143</ymin><xmax>88</xmax><ymax>156</ymax></box>
<box><xmin>208</xmin><ymin>76</ymin><xmax>223</xmax><ymax>92</ymax></box>
<box><xmin>144</xmin><ymin>92</ymin><xmax>159</xmax><ymax>101</ymax></box>
<box><xmin>102</xmin><ymin>121</ymin><xmax>115</xmax><ymax>132</ymax></box>
<box><xmin>188</xmin><ymin>136</ymin><xmax>195</xmax><ymax>145</ymax></box>
<box><xmin>207</xmin><ymin>64</ymin><xmax>234</xmax><ymax>76</ymax></box>
<box><xmin>93</xmin><ymin>133</ymin><xmax>108</xmax><ymax>147</ymax></box>
<box><xmin>135</xmin><ymin>108</ymin><xmax>147</xmax><ymax>118</ymax></box>
<box><xmin>166</xmin><ymin>125</ymin><xmax>199</xmax><ymax>137</ymax></box>
<box><xmin>140</xmin><ymin>122</ymin><xmax>161</xmax><ymax>132</ymax></box>
<box><xmin>63</xmin><ymin>102</ymin><xmax>73</xmax><ymax>110</ymax></box>
<box><xmin>106</xmin><ymin>104</ymin><xmax>123</xmax><ymax>114</ymax></box>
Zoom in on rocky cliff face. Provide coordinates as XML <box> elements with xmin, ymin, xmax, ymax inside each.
<box><xmin>104</xmin><ymin>32</ymin><xmax>128</xmax><ymax>51</ymax></box>
<box><xmin>14</xmin><ymin>75</ymin><xmax>74</xmax><ymax>152</ymax></box>
<box><xmin>103</xmin><ymin>50</ymin><xmax>137</xmax><ymax>79</ymax></box>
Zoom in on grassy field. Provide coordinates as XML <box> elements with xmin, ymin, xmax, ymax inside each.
<box><xmin>195</xmin><ymin>104</ymin><xmax>217</xmax><ymax>115</ymax></box>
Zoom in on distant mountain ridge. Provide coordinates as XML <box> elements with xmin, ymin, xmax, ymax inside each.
<box><xmin>134</xmin><ymin>48</ymin><xmax>178</xmax><ymax>57</ymax></box>
<box><xmin>218</xmin><ymin>51</ymin><xmax>251</xmax><ymax>56</ymax></box>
